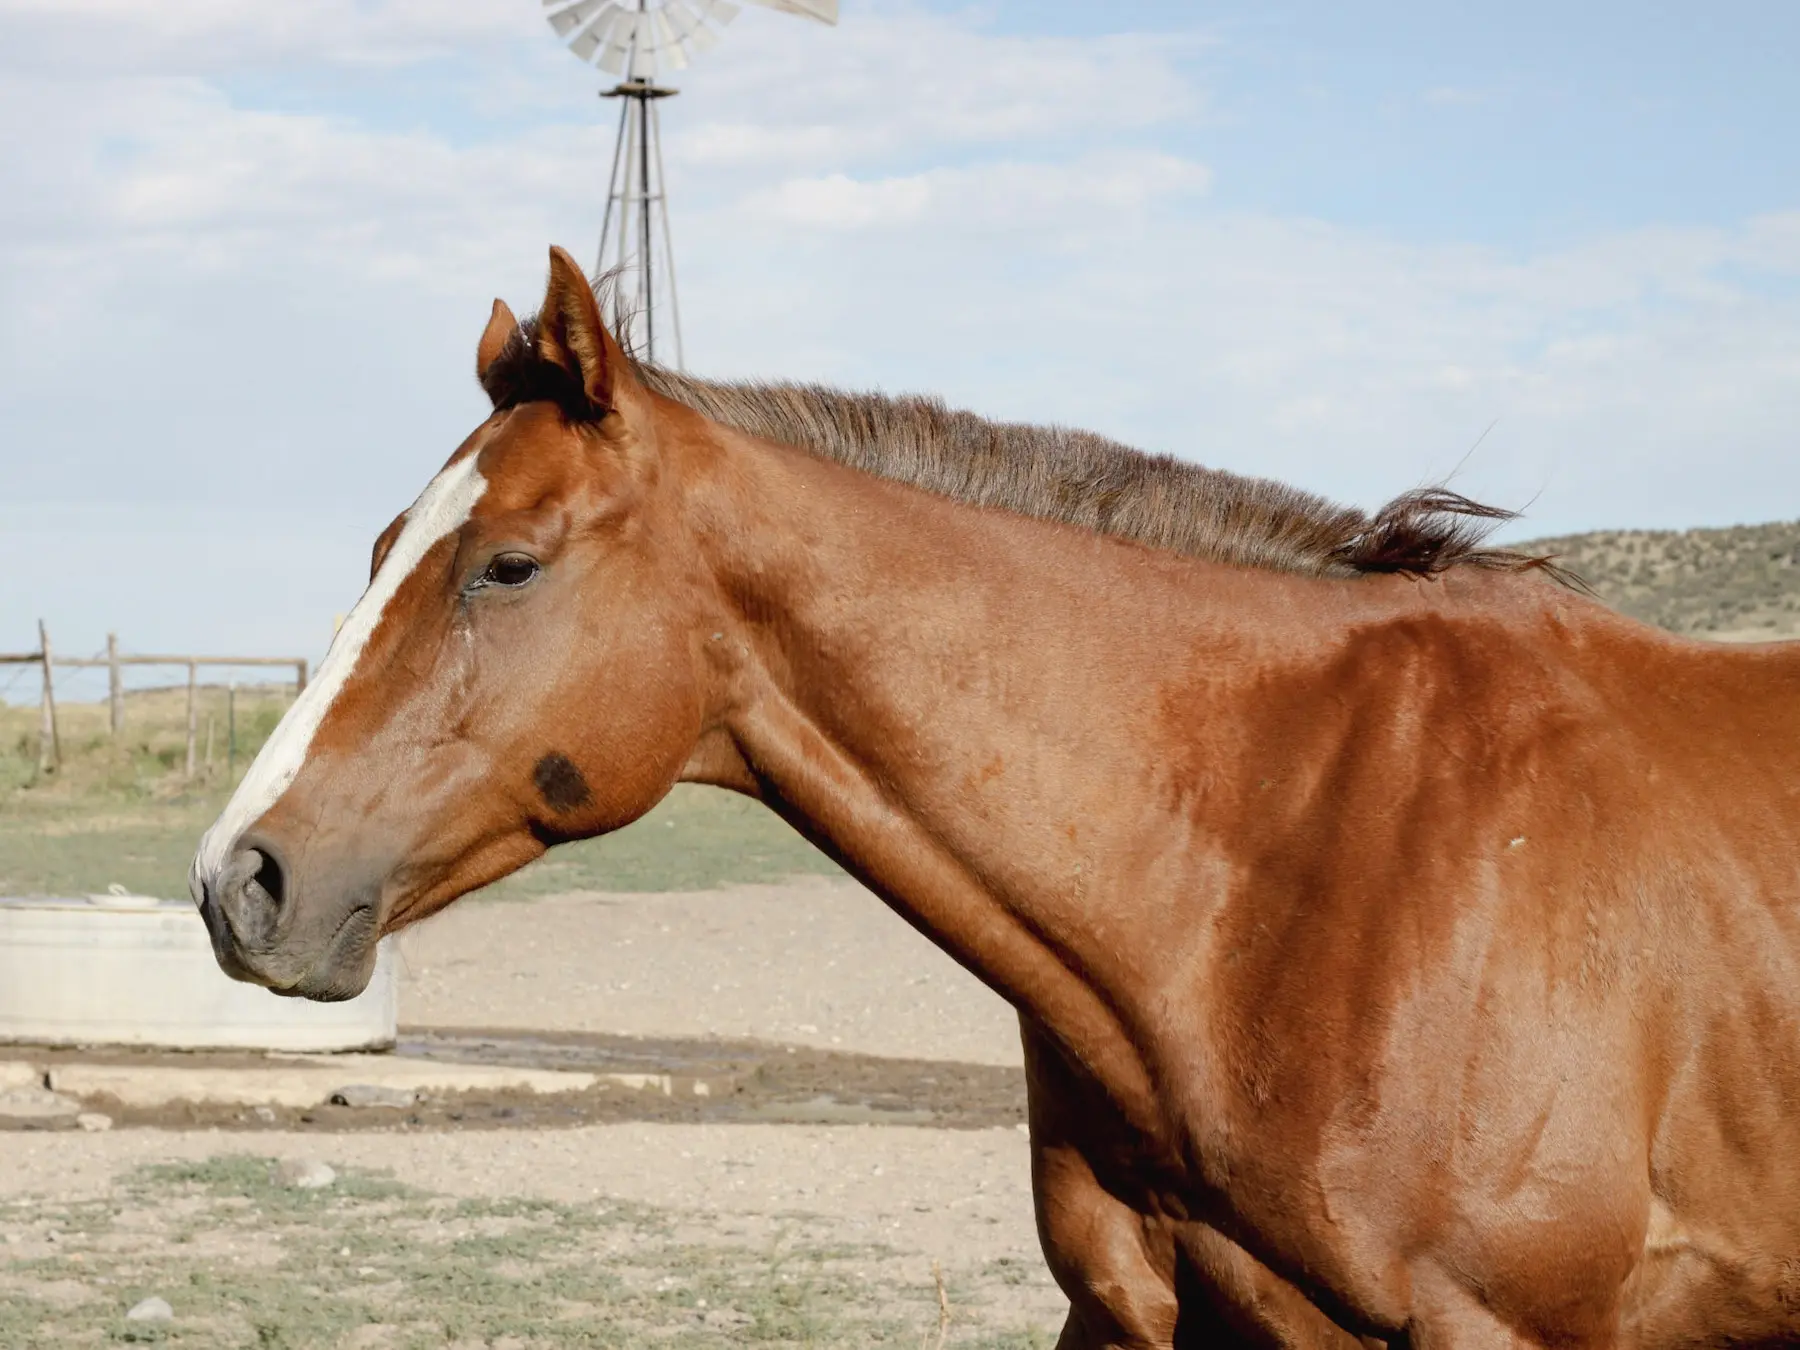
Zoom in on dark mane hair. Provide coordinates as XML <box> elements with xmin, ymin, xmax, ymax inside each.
<box><xmin>482</xmin><ymin>317</ymin><xmax>1563</xmax><ymax>582</ymax></box>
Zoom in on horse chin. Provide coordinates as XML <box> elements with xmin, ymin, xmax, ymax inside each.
<box><xmin>211</xmin><ymin>901</ymin><xmax>380</xmax><ymax>1003</ymax></box>
<box><xmin>281</xmin><ymin>905</ymin><xmax>382</xmax><ymax>1002</ymax></box>
<box><xmin>275</xmin><ymin>965</ymin><xmax>373</xmax><ymax>1003</ymax></box>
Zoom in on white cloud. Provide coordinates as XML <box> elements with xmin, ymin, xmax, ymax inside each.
<box><xmin>753</xmin><ymin>172</ymin><xmax>935</xmax><ymax>228</ymax></box>
<box><xmin>744</xmin><ymin>153</ymin><xmax>1210</xmax><ymax>231</ymax></box>
<box><xmin>669</xmin><ymin>10</ymin><xmax>1206</xmax><ymax>169</ymax></box>
<box><xmin>0</xmin><ymin>0</ymin><xmax>535</xmax><ymax>71</ymax></box>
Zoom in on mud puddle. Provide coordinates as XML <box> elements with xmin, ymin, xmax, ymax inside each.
<box><xmin>2</xmin><ymin>1027</ymin><xmax>1026</xmax><ymax>1134</ymax></box>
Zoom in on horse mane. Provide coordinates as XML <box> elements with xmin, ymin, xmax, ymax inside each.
<box><xmin>482</xmin><ymin>318</ymin><xmax>1566</xmax><ymax>583</ymax></box>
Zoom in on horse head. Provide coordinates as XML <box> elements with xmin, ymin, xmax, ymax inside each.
<box><xmin>191</xmin><ymin>247</ymin><xmax>723</xmax><ymax>999</ymax></box>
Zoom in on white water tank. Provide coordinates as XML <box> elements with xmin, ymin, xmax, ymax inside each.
<box><xmin>0</xmin><ymin>893</ymin><xmax>397</xmax><ymax>1051</ymax></box>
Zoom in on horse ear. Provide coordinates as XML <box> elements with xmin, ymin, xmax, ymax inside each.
<box><xmin>476</xmin><ymin>298</ymin><xmax>519</xmax><ymax>388</ymax></box>
<box><xmin>535</xmin><ymin>246</ymin><xmax>620</xmax><ymax>415</ymax></box>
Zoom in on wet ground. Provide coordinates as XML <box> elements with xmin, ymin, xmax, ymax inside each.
<box><xmin>4</xmin><ymin>1027</ymin><xmax>1028</xmax><ymax>1134</ymax></box>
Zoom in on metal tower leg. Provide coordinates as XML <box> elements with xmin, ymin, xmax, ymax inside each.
<box><xmin>599</xmin><ymin>78</ymin><xmax>682</xmax><ymax>368</ymax></box>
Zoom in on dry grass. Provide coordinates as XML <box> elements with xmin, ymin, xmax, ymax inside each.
<box><xmin>0</xmin><ymin>1157</ymin><xmax>1054</xmax><ymax>1348</ymax></box>
<box><xmin>1524</xmin><ymin>519</ymin><xmax>1800</xmax><ymax>639</ymax></box>
<box><xmin>0</xmin><ymin>683</ymin><xmax>293</xmax><ymax>799</ymax></box>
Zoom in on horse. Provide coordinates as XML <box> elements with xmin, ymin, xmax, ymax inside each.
<box><xmin>192</xmin><ymin>246</ymin><xmax>1800</xmax><ymax>1349</ymax></box>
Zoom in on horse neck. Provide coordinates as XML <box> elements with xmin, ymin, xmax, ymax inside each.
<box><xmin>681</xmin><ymin>428</ymin><xmax>1346</xmax><ymax>1122</ymax></box>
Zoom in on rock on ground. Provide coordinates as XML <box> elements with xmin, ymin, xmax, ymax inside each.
<box><xmin>125</xmin><ymin>1296</ymin><xmax>173</xmax><ymax>1322</ymax></box>
<box><xmin>272</xmin><ymin>1158</ymin><xmax>336</xmax><ymax>1190</ymax></box>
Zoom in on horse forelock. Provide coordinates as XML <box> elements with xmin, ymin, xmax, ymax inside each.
<box><xmin>480</xmin><ymin>314</ymin><xmax>1565</xmax><ymax>584</ymax></box>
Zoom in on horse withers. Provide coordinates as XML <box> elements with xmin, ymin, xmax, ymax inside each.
<box><xmin>193</xmin><ymin>247</ymin><xmax>1800</xmax><ymax>1348</ymax></box>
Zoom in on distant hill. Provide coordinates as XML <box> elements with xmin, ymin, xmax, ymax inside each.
<box><xmin>1519</xmin><ymin>520</ymin><xmax>1800</xmax><ymax>641</ymax></box>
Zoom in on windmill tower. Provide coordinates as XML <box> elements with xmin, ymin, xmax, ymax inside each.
<box><xmin>543</xmin><ymin>0</ymin><xmax>839</xmax><ymax>368</ymax></box>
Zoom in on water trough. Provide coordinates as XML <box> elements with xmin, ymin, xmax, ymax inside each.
<box><xmin>0</xmin><ymin>890</ymin><xmax>396</xmax><ymax>1052</ymax></box>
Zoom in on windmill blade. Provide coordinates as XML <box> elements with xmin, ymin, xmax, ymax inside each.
<box><xmin>662</xmin><ymin>0</ymin><xmax>710</xmax><ymax>43</ymax></box>
<box><xmin>568</xmin><ymin>4</ymin><xmax>627</xmax><ymax>61</ymax></box>
<box><xmin>649</xmin><ymin>10</ymin><xmax>690</xmax><ymax>70</ymax></box>
<box><xmin>542</xmin><ymin>0</ymin><xmax>810</xmax><ymax>82</ymax></box>
<box><xmin>617</xmin><ymin>13</ymin><xmax>658</xmax><ymax>80</ymax></box>
<box><xmin>597</xmin><ymin>11</ymin><xmax>640</xmax><ymax>73</ymax></box>
<box><xmin>544</xmin><ymin>0</ymin><xmax>608</xmax><ymax>39</ymax></box>
<box><xmin>740</xmin><ymin>0</ymin><xmax>837</xmax><ymax>24</ymax></box>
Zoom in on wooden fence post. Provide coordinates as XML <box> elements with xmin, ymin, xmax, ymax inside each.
<box><xmin>295</xmin><ymin>659</ymin><xmax>309</xmax><ymax>695</ymax></box>
<box><xmin>107</xmin><ymin>632</ymin><xmax>123</xmax><ymax>738</ymax></box>
<box><xmin>184</xmin><ymin>661</ymin><xmax>199</xmax><ymax>781</ymax></box>
<box><xmin>227</xmin><ymin>682</ymin><xmax>238</xmax><ymax>778</ymax></box>
<box><xmin>37</xmin><ymin>619</ymin><xmax>60</xmax><ymax>773</ymax></box>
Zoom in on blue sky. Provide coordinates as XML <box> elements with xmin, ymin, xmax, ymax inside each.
<box><xmin>1192</xmin><ymin>5</ymin><xmax>1799</xmax><ymax>241</ymax></box>
<box><xmin>3</xmin><ymin>0</ymin><xmax>1799</xmax><ymax>682</ymax></box>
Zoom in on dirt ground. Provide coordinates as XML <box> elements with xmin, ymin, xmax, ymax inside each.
<box><xmin>395</xmin><ymin>877</ymin><xmax>1026</xmax><ymax>1068</ymax></box>
<box><xmin>0</xmin><ymin>879</ymin><xmax>1069</xmax><ymax>1345</ymax></box>
<box><xmin>0</xmin><ymin>1126</ymin><xmax>1063</xmax><ymax>1346</ymax></box>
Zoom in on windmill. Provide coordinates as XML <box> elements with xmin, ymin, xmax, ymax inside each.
<box><xmin>543</xmin><ymin>0</ymin><xmax>839</xmax><ymax>367</ymax></box>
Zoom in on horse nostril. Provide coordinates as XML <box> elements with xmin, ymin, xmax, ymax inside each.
<box><xmin>250</xmin><ymin>848</ymin><xmax>286</xmax><ymax>912</ymax></box>
<box><xmin>221</xmin><ymin>840</ymin><xmax>288</xmax><ymax>939</ymax></box>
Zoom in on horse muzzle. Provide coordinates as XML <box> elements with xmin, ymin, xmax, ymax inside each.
<box><xmin>192</xmin><ymin>837</ymin><xmax>382</xmax><ymax>1002</ymax></box>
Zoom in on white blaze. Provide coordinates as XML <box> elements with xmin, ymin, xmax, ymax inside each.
<box><xmin>193</xmin><ymin>453</ymin><xmax>489</xmax><ymax>888</ymax></box>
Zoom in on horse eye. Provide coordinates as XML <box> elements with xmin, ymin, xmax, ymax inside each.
<box><xmin>482</xmin><ymin>554</ymin><xmax>540</xmax><ymax>588</ymax></box>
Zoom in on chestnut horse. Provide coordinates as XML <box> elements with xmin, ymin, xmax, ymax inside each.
<box><xmin>194</xmin><ymin>247</ymin><xmax>1800</xmax><ymax>1349</ymax></box>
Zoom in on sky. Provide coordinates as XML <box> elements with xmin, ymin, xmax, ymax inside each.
<box><xmin>3</xmin><ymin>0</ymin><xmax>1799</xmax><ymax>684</ymax></box>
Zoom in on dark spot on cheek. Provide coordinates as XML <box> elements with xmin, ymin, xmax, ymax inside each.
<box><xmin>533</xmin><ymin>753</ymin><xmax>593</xmax><ymax>814</ymax></box>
